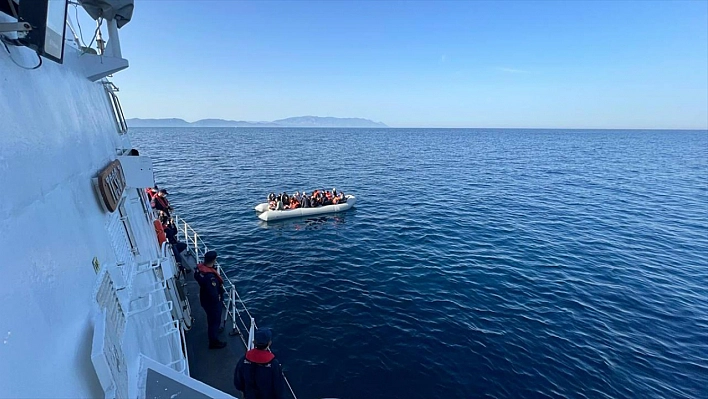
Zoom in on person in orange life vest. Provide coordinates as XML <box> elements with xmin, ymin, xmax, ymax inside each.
<box><xmin>234</xmin><ymin>328</ymin><xmax>286</xmax><ymax>399</ymax></box>
<box><xmin>194</xmin><ymin>250</ymin><xmax>226</xmax><ymax>349</ymax></box>
<box><xmin>154</xmin><ymin>219</ymin><xmax>167</xmax><ymax>246</ymax></box>
<box><xmin>322</xmin><ymin>191</ymin><xmax>332</xmax><ymax>206</ymax></box>
<box><xmin>151</xmin><ymin>189</ymin><xmax>173</xmax><ymax>217</ymax></box>
<box><xmin>267</xmin><ymin>193</ymin><xmax>277</xmax><ymax>210</ymax></box>
<box><xmin>145</xmin><ymin>187</ymin><xmax>158</xmax><ymax>200</ymax></box>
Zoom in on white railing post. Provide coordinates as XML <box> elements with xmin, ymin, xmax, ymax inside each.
<box><xmin>221</xmin><ymin>289</ymin><xmax>228</xmax><ymax>328</ymax></box>
<box><xmin>247</xmin><ymin>318</ymin><xmax>255</xmax><ymax>351</ymax></box>
<box><xmin>194</xmin><ymin>232</ymin><xmax>198</xmax><ymax>256</ymax></box>
<box><xmin>231</xmin><ymin>289</ymin><xmax>237</xmax><ymax>334</ymax></box>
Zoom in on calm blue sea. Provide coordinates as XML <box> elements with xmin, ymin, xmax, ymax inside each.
<box><xmin>132</xmin><ymin>128</ymin><xmax>708</xmax><ymax>399</ymax></box>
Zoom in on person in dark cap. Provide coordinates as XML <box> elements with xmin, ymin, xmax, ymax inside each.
<box><xmin>194</xmin><ymin>250</ymin><xmax>226</xmax><ymax>349</ymax></box>
<box><xmin>234</xmin><ymin>327</ymin><xmax>286</xmax><ymax>399</ymax></box>
<box><xmin>151</xmin><ymin>188</ymin><xmax>173</xmax><ymax>217</ymax></box>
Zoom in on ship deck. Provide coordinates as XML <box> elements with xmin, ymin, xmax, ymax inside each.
<box><xmin>181</xmin><ymin>250</ymin><xmax>246</xmax><ymax>397</ymax></box>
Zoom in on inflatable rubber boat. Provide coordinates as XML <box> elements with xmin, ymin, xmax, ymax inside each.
<box><xmin>255</xmin><ymin>195</ymin><xmax>356</xmax><ymax>221</ymax></box>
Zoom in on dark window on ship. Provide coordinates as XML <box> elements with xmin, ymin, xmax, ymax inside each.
<box><xmin>0</xmin><ymin>0</ymin><xmax>19</xmax><ymax>17</ymax></box>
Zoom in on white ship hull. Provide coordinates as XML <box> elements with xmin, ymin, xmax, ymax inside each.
<box><xmin>1</xmin><ymin>4</ymin><xmax>300</xmax><ymax>398</ymax></box>
<box><xmin>0</xmin><ymin>7</ymin><xmax>185</xmax><ymax>399</ymax></box>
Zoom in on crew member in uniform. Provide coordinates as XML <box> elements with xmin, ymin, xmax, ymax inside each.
<box><xmin>234</xmin><ymin>328</ymin><xmax>286</xmax><ymax>399</ymax></box>
<box><xmin>194</xmin><ymin>250</ymin><xmax>226</xmax><ymax>349</ymax></box>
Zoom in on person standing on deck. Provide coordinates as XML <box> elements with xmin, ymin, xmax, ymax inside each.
<box><xmin>151</xmin><ymin>189</ymin><xmax>173</xmax><ymax>217</ymax></box>
<box><xmin>234</xmin><ymin>328</ymin><xmax>286</xmax><ymax>399</ymax></box>
<box><xmin>194</xmin><ymin>250</ymin><xmax>227</xmax><ymax>349</ymax></box>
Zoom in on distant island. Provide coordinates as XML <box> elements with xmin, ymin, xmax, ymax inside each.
<box><xmin>126</xmin><ymin>116</ymin><xmax>388</xmax><ymax>128</ymax></box>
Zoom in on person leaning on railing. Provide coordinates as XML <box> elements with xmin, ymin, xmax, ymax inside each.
<box><xmin>151</xmin><ymin>188</ymin><xmax>173</xmax><ymax>218</ymax></box>
<box><xmin>162</xmin><ymin>216</ymin><xmax>189</xmax><ymax>273</ymax></box>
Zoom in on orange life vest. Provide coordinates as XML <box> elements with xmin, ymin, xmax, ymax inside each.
<box><xmin>154</xmin><ymin>220</ymin><xmax>167</xmax><ymax>245</ymax></box>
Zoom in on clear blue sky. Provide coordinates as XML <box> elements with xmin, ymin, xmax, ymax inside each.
<box><xmin>103</xmin><ymin>1</ymin><xmax>707</xmax><ymax>128</ymax></box>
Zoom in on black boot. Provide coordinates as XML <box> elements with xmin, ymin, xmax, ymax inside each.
<box><xmin>209</xmin><ymin>340</ymin><xmax>227</xmax><ymax>349</ymax></box>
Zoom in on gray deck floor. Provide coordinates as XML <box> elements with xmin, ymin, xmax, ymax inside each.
<box><xmin>181</xmin><ymin>251</ymin><xmax>245</xmax><ymax>398</ymax></box>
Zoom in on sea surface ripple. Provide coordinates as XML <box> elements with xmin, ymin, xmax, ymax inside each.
<box><xmin>133</xmin><ymin>128</ymin><xmax>708</xmax><ymax>399</ymax></box>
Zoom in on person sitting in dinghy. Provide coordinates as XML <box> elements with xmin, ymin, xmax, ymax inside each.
<box><xmin>310</xmin><ymin>192</ymin><xmax>320</xmax><ymax>207</ymax></box>
<box><xmin>301</xmin><ymin>193</ymin><xmax>311</xmax><ymax>208</ymax></box>
<box><xmin>320</xmin><ymin>191</ymin><xmax>331</xmax><ymax>206</ymax></box>
<box><xmin>268</xmin><ymin>193</ymin><xmax>286</xmax><ymax>211</ymax></box>
<box><xmin>267</xmin><ymin>193</ymin><xmax>277</xmax><ymax>210</ymax></box>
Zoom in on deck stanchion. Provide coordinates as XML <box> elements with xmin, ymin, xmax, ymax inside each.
<box><xmin>247</xmin><ymin>318</ymin><xmax>255</xmax><ymax>351</ymax></box>
<box><xmin>231</xmin><ymin>289</ymin><xmax>238</xmax><ymax>336</ymax></box>
<box><xmin>194</xmin><ymin>232</ymin><xmax>198</xmax><ymax>256</ymax></box>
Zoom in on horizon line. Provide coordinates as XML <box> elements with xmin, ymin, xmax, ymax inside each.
<box><xmin>128</xmin><ymin>125</ymin><xmax>708</xmax><ymax>131</ymax></box>
<box><xmin>126</xmin><ymin>117</ymin><xmax>706</xmax><ymax>131</ymax></box>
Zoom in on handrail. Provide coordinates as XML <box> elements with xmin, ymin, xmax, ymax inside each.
<box><xmin>173</xmin><ymin>214</ymin><xmax>255</xmax><ymax>337</ymax></box>
<box><xmin>172</xmin><ymin>214</ymin><xmax>298</xmax><ymax>399</ymax></box>
<box><xmin>173</xmin><ymin>215</ymin><xmax>253</xmax><ymax>322</ymax></box>
<box><xmin>103</xmin><ymin>81</ymin><xmax>128</xmax><ymax>135</ymax></box>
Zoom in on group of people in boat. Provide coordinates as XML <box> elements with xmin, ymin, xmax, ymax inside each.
<box><xmin>268</xmin><ymin>188</ymin><xmax>347</xmax><ymax>211</ymax></box>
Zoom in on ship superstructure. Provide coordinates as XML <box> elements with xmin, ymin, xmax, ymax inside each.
<box><xmin>0</xmin><ymin>2</ymin><xmax>281</xmax><ymax>398</ymax></box>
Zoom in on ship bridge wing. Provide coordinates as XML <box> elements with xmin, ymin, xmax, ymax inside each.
<box><xmin>82</xmin><ymin>0</ymin><xmax>133</xmax><ymax>27</ymax></box>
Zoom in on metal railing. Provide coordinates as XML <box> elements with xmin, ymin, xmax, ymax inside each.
<box><xmin>172</xmin><ymin>214</ymin><xmax>298</xmax><ymax>399</ymax></box>
<box><xmin>172</xmin><ymin>214</ymin><xmax>251</xmax><ymax>344</ymax></box>
<box><xmin>127</xmin><ymin>253</ymin><xmax>187</xmax><ymax>374</ymax></box>
<box><xmin>103</xmin><ymin>81</ymin><xmax>128</xmax><ymax>135</ymax></box>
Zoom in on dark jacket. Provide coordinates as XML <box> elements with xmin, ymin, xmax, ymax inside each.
<box><xmin>151</xmin><ymin>195</ymin><xmax>171</xmax><ymax>216</ymax></box>
<box><xmin>163</xmin><ymin>222</ymin><xmax>178</xmax><ymax>244</ymax></box>
<box><xmin>194</xmin><ymin>264</ymin><xmax>224</xmax><ymax>307</ymax></box>
<box><xmin>234</xmin><ymin>349</ymin><xmax>286</xmax><ymax>399</ymax></box>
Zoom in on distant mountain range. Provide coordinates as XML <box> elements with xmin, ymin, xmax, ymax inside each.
<box><xmin>126</xmin><ymin>116</ymin><xmax>388</xmax><ymax>128</ymax></box>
